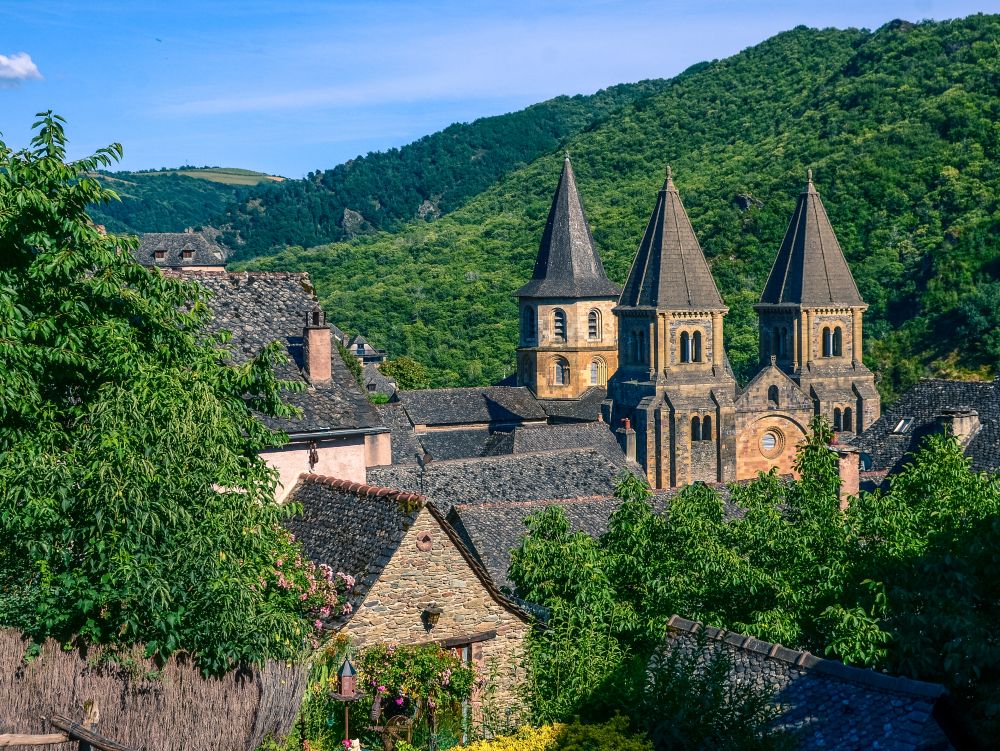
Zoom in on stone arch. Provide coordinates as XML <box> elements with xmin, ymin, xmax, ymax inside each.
<box><xmin>590</xmin><ymin>356</ymin><xmax>608</xmax><ymax>386</ymax></box>
<box><xmin>680</xmin><ymin>331</ymin><xmax>691</xmax><ymax>363</ymax></box>
<box><xmin>736</xmin><ymin>414</ymin><xmax>810</xmax><ymax>482</ymax></box>
<box><xmin>553</xmin><ymin>309</ymin><xmax>567</xmax><ymax>342</ymax></box>
<box><xmin>552</xmin><ymin>356</ymin><xmax>570</xmax><ymax>386</ymax></box>
<box><xmin>693</xmin><ymin>330</ymin><xmax>703</xmax><ymax>362</ymax></box>
<box><xmin>767</xmin><ymin>384</ymin><xmax>779</xmax><ymax>407</ymax></box>
<box><xmin>588</xmin><ymin>309</ymin><xmax>602</xmax><ymax>341</ymax></box>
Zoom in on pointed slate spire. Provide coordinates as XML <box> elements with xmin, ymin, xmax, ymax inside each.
<box><xmin>760</xmin><ymin>171</ymin><xmax>864</xmax><ymax>306</ymax></box>
<box><xmin>619</xmin><ymin>166</ymin><xmax>725</xmax><ymax>310</ymax></box>
<box><xmin>517</xmin><ymin>155</ymin><xmax>621</xmax><ymax>298</ymax></box>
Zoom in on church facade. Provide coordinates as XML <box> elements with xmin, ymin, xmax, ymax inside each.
<box><xmin>516</xmin><ymin>157</ymin><xmax>879</xmax><ymax>489</ymax></box>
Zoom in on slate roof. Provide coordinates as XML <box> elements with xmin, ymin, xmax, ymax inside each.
<box><xmin>367</xmin><ymin>447</ymin><xmax>632</xmax><ymax>514</ymax></box>
<box><xmin>504</xmin><ymin>422</ymin><xmax>624</xmax><ymax>458</ymax></box>
<box><xmin>516</xmin><ymin>156</ymin><xmax>622</xmax><ymax>299</ymax></box>
<box><xmin>449</xmin><ymin>488</ymin><xmax>741</xmax><ymax>593</ymax></box>
<box><xmin>618</xmin><ymin>168</ymin><xmax>726</xmax><ymax>311</ymax></box>
<box><xmin>853</xmin><ymin>377</ymin><xmax>1000</xmax><ymax>475</ymax></box>
<box><xmin>363</xmin><ymin>363</ymin><xmax>397</xmax><ymax>396</ymax></box>
<box><xmin>398</xmin><ymin>386</ymin><xmax>547</xmax><ymax>427</ymax></box>
<box><xmin>664</xmin><ymin>616</ymin><xmax>951</xmax><ymax>751</ymax></box>
<box><xmin>135</xmin><ymin>231</ymin><xmax>227</xmax><ymax>268</ymax></box>
<box><xmin>284</xmin><ymin>474</ymin><xmax>532</xmax><ymax>625</ymax></box>
<box><xmin>417</xmin><ymin>429</ymin><xmax>493</xmax><ymax>461</ymax></box>
<box><xmin>538</xmin><ymin>386</ymin><xmax>607</xmax><ymax>423</ymax></box>
<box><xmin>759</xmin><ymin>173</ymin><xmax>864</xmax><ymax>307</ymax></box>
<box><xmin>375</xmin><ymin>403</ymin><xmax>421</xmax><ymax>465</ymax></box>
<box><xmin>171</xmin><ymin>271</ymin><xmax>384</xmax><ymax>436</ymax></box>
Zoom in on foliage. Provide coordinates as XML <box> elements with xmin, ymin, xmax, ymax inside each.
<box><xmin>509</xmin><ymin>415</ymin><xmax>1000</xmax><ymax>740</ymax></box>
<box><xmin>463</xmin><ymin>716</ymin><xmax>652</xmax><ymax>751</ymax></box>
<box><xmin>337</xmin><ymin>340</ymin><xmax>364</xmax><ymax>385</ymax></box>
<box><xmin>243</xmin><ymin>15</ymin><xmax>1000</xmax><ymax>393</ymax></box>
<box><xmin>368</xmin><ymin>392</ymin><xmax>390</xmax><ymax>404</ymax></box>
<box><xmin>221</xmin><ymin>81</ymin><xmax>673</xmax><ymax>259</ymax></box>
<box><xmin>0</xmin><ymin>113</ymin><xmax>348</xmax><ymax>674</ymax></box>
<box><xmin>356</xmin><ymin>642</ymin><xmax>474</xmax><ymax>716</ymax></box>
<box><xmin>380</xmin><ymin>356</ymin><xmax>430</xmax><ymax>391</ymax></box>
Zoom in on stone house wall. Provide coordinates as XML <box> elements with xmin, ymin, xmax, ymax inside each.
<box><xmin>344</xmin><ymin>508</ymin><xmax>530</xmax><ymax>717</ymax></box>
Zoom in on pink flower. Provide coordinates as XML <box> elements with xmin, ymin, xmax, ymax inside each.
<box><xmin>395</xmin><ymin>697</ymin><xmax>404</xmax><ymax>706</ymax></box>
<box><xmin>314</xmin><ymin>619</ymin><xmax>323</xmax><ymax>630</ymax></box>
<box><xmin>378</xmin><ymin>685</ymin><xmax>387</xmax><ymax>693</ymax></box>
<box><xmin>276</xmin><ymin>559</ymin><xmax>283</xmax><ymax>567</ymax></box>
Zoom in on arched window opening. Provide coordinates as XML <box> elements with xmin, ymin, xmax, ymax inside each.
<box><xmin>553</xmin><ymin>357</ymin><xmax>570</xmax><ymax>386</ymax></box>
<box><xmin>843</xmin><ymin>407</ymin><xmax>853</xmax><ymax>432</ymax></box>
<box><xmin>638</xmin><ymin>330</ymin><xmax>648</xmax><ymax>364</ymax></box>
<box><xmin>553</xmin><ymin>309</ymin><xmax>567</xmax><ymax>342</ymax></box>
<box><xmin>522</xmin><ymin>307</ymin><xmax>536</xmax><ymax>343</ymax></box>
<box><xmin>702</xmin><ymin>415</ymin><xmax>713</xmax><ymax>441</ymax></box>
<box><xmin>627</xmin><ymin>332</ymin><xmax>636</xmax><ymax>364</ymax></box>
<box><xmin>833</xmin><ymin>327</ymin><xmax>843</xmax><ymax>357</ymax></box>
<box><xmin>588</xmin><ymin>309</ymin><xmax>601</xmax><ymax>340</ymax></box>
<box><xmin>693</xmin><ymin>331</ymin><xmax>703</xmax><ymax>362</ymax></box>
<box><xmin>680</xmin><ymin>331</ymin><xmax>691</xmax><ymax>363</ymax></box>
<box><xmin>590</xmin><ymin>358</ymin><xmax>607</xmax><ymax>386</ymax></box>
<box><xmin>822</xmin><ymin>327</ymin><xmax>832</xmax><ymax>357</ymax></box>
<box><xmin>767</xmin><ymin>385</ymin><xmax>779</xmax><ymax>407</ymax></box>
<box><xmin>691</xmin><ymin>416</ymin><xmax>701</xmax><ymax>443</ymax></box>
<box><xmin>833</xmin><ymin>407</ymin><xmax>842</xmax><ymax>431</ymax></box>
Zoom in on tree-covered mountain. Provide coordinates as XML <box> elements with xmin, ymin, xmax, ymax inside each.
<box><xmin>241</xmin><ymin>15</ymin><xmax>1000</xmax><ymax>400</ymax></box>
<box><xmin>218</xmin><ymin>80</ymin><xmax>674</xmax><ymax>259</ymax></box>
<box><xmin>89</xmin><ymin>169</ymin><xmax>261</xmax><ymax>234</ymax></box>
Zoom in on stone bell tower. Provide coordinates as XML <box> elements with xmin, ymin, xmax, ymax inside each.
<box><xmin>516</xmin><ymin>155</ymin><xmax>621</xmax><ymax>400</ymax></box>
<box><xmin>755</xmin><ymin>171</ymin><xmax>879</xmax><ymax>434</ymax></box>
<box><xmin>606</xmin><ymin>168</ymin><xmax>737</xmax><ymax>488</ymax></box>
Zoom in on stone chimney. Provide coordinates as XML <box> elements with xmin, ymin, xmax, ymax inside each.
<box><xmin>618</xmin><ymin>417</ymin><xmax>637</xmax><ymax>463</ymax></box>
<box><xmin>936</xmin><ymin>407</ymin><xmax>980</xmax><ymax>447</ymax></box>
<box><xmin>832</xmin><ymin>445</ymin><xmax>860</xmax><ymax>511</ymax></box>
<box><xmin>303</xmin><ymin>309</ymin><xmax>332</xmax><ymax>384</ymax></box>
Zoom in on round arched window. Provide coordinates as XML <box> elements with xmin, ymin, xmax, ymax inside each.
<box><xmin>759</xmin><ymin>429</ymin><xmax>784</xmax><ymax>458</ymax></box>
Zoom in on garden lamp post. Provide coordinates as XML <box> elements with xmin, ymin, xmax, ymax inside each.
<box><xmin>333</xmin><ymin>657</ymin><xmax>359</xmax><ymax>744</ymax></box>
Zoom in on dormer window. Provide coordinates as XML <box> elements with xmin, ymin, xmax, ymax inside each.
<box><xmin>182</xmin><ymin>249</ymin><xmax>194</xmax><ymax>260</ymax></box>
<box><xmin>892</xmin><ymin>417</ymin><xmax>914</xmax><ymax>434</ymax></box>
<box><xmin>356</xmin><ymin>344</ymin><xmax>365</xmax><ymax>355</ymax></box>
<box><xmin>154</xmin><ymin>250</ymin><xmax>166</xmax><ymax>261</ymax></box>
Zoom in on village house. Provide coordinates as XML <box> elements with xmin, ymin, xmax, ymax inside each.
<box><xmin>285</xmin><ymin>474</ymin><xmax>532</xmax><ymax>717</ymax></box>
<box><xmin>135</xmin><ymin>230</ymin><xmax>228</xmax><ymax>271</ymax></box>
<box><xmin>172</xmin><ymin>271</ymin><xmax>392</xmax><ymax>499</ymax></box>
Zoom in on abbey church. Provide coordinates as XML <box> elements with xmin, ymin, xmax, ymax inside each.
<box><xmin>515</xmin><ymin>156</ymin><xmax>880</xmax><ymax>488</ymax></box>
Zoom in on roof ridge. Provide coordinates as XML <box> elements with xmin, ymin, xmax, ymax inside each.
<box><xmin>296</xmin><ymin>473</ymin><xmax>424</xmax><ymax>506</ymax></box>
<box><xmin>418</xmin><ymin>446</ymin><xmax>604</xmax><ymax>466</ymax></box>
<box><xmin>666</xmin><ymin>615</ymin><xmax>945</xmax><ymax>700</ymax></box>
<box><xmin>453</xmin><ymin>494</ymin><xmax>617</xmax><ymax>510</ymax></box>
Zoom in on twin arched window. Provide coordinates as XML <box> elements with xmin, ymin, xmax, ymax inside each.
<box><xmin>691</xmin><ymin>415</ymin><xmax>713</xmax><ymax>442</ymax></box>
<box><xmin>822</xmin><ymin>326</ymin><xmax>844</xmax><ymax>358</ymax></box>
<box><xmin>680</xmin><ymin>330</ymin><xmax>703</xmax><ymax>363</ymax></box>
<box><xmin>590</xmin><ymin>357</ymin><xmax>608</xmax><ymax>386</ymax></box>
<box><xmin>834</xmin><ymin>406</ymin><xmax>854</xmax><ymax>432</ymax></box>
<box><xmin>553</xmin><ymin>357</ymin><xmax>570</xmax><ymax>386</ymax></box>
<box><xmin>553</xmin><ymin>309</ymin><xmax>567</xmax><ymax>342</ymax></box>
<box><xmin>588</xmin><ymin>309</ymin><xmax>601</xmax><ymax>340</ymax></box>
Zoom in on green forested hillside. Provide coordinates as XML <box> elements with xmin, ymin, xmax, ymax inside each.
<box><xmin>90</xmin><ymin>169</ymin><xmax>253</xmax><ymax>234</ymax></box>
<box><xmin>219</xmin><ymin>80</ymin><xmax>674</xmax><ymax>259</ymax></box>
<box><xmin>242</xmin><ymin>16</ymin><xmax>1000</xmax><ymax>399</ymax></box>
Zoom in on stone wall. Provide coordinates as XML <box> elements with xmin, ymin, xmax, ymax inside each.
<box><xmin>735</xmin><ymin>413</ymin><xmax>809</xmax><ymax>480</ymax></box>
<box><xmin>344</xmin><ymin>509</ymin><xmax>529</xmax><ymax>718</ymax></box>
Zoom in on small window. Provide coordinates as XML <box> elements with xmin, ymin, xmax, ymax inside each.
<box><xmin>154</xmin><ymin>250</ymin><xmax>166</xmax><ymax>261</ymax></box>
<box><xmin>680</xmin><ymin>331</ymin><xmax>691</xmax><ymax>363</ymax></box>
<box><xmin>843</xmin><ymin>407</ymin><xmax>853</xmax><ymax>432</ymax></box>
<box><xmin>822</xmin><ymin>327</ymin><xmax>832</xmax><ymax>357</ymax></box>
<box><xmin>767</xmin><ymin>384</ymin><xmax>779</xmax><ymax>407</ymax></box>
<box><xmin>553</xmin><ymin>309</ymin><xmax>567</xmax><ymax>342</ymax></box>
<box><xmin>366</xmin><ymin>383</ymin><xmax>375</xmax><ymax>392</ymax></box>
<box><xmin>356</xmin><ymin>344</ymin><xmax>365</xmax><ymax>355</ymax></box>
<box><xmin>833</xmin><ymin>327</ymin><xmax>843</xmax><ymax>357</ymax></box>
<box><xmin>182</xmin><ymin>249</ymin><xmax>194</xmax><ymax>260</ymax></box>
<box><xmin>590</xmin><ymin>358</ymin><xmax>607</xmax><ymax>386</ymax></box>
<box><xmin>588</xmin><ymin>310</ymin><xmax>601</xmax><ymax>340</ymax></box>
<box><xmin>761</xmin><ymin>432</ymin><xmax>777</xmax><ymax>451</ymax></box>
<box><xmin>522</xmin><ymin>307</ymin><xmax>536</xmax><ymax>343</ymax></box>
<box><xmin>553</xmin><ymin>357</ymin><xmax>570</xmax><ymax>386</ymax></box>
<box><xmin>760</xmin><ymin>429</ymin><xmax>783</xmax><ymax>458</ymax></box>
<box><xmin>702</xmin><ymin>415</ymin><xmax>712</xmax><ymax>441</ymax></box>
<box><xmin>693</xmin><ymin>331</ymin><xmax>703</xmax><ymax>362</ymax></box>
<box><xmin>893</xmin><ymin>417</ymin><xmax>914</xmax><ymax>434</ymax></box>
<box><xmin>834</xmin><ymin>407</ymin><xmax>843</xmax><ymax>431</ymax></box>
<box><xmin>691</xmin><ymin>416</ymin><xmax>701</xmax><ymax>442</ymax></box>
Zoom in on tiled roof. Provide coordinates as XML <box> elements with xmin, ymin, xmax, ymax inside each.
<box><xmin>449</xmin><ymin>488</ymin><xmax>741</xmax><ymax>593</ymax></box>
<box><xmin>367</xmin><ymin>447</ymin><xmax>632</xmax><ymax>514</ymax></box>
<box><xmin>664</xmin><ymin>616</ymin><xmax>951</xmax><ymax>751</ymax></box>
<box><xmin>375</xmin><ymin>403</ymin><xmax>421</xmax><ymax>465</ymax></box>
<box><xmin>618</xmin><ymin>169</ymin><xmax>726</xmax><ymax>311</ymax></box>
<box><xmin>135</xmin><ymin>231</ymin><xmax>227</xmax><ymax>267</ymax></box>
<box><xmin>852</xmin><ymin>378</ymin><xmax>1000</xmax><ymax>474</ymax></box>
<box><xmin>398</xmin><ymin>386</ymin><xmax>547</xmax><ymax>427</ymax></box>
<box><xmin>417</xmin><ymin>429</ymin><xmax>493</xmax><ymax>461</ymax></box>
<box><xmin>171</xmin><ymin>271</ymin><xmax>384</xmax><ymax>436</ymax></box>
<box><xmin>363</xmin><ymin>363</ymin><xmax>397</xmax><ymax>396</ymax></box>
<box><xmin>759</xmin><ymin>174</ymin><xmax>864</xmax><ymax>307</ymax></box>
<box><xmin>538</xmin><ymin>386</ymin><xmax>607</xmax><ymax>423</ymax></box>
<box><xmin>516</xmin><ymin>156</ymin><xmax>621</xmax><ymax>299</ymax></box>
<box><xmin>284</xmin><ymin>474</ymin><xmax>531</xmax><ymax>624</ymax></box>
<box><xmin>506</xmin><ymin>422</ymin><xmax>624</xmax><ymax>458</ymax></box>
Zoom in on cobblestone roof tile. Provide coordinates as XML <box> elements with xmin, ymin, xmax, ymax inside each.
<box><xmin>170</xmin><ymin>271</ymin><xmax>383</xmax><ymax>435</ymax></box>
<box><xmin>398</xmin><ymin>386</ymin><xmax>547</xmax><ymax>427</ymax></box>
<box><xmin>538</xmin><ymin>387</ymin><xmax>608</xmax><ymax>422</ymax></box>
<box><xmin>135</xmin><ymin>231</ymin><xmax>227</xmax><ymax>267</ymax></box>
<box><xmin>417</xmin><ymin>429</ymin><xmax>493</xmax><ymax>461</ymax></box>
<box><xmin>852</xmin><ymin>378</ymin><xmax>1000</xmax><ymax>474</ymax></box>
<box><xmin>664</xmin><ymin>616</ymin><xmax>951</xmax><ymax>750</ymax></box>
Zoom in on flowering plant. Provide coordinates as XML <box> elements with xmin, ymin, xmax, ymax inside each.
<box><xmin>356</xmin><ymin>642</ymin><xmax>474</xmax><ymax>712</ymax></box>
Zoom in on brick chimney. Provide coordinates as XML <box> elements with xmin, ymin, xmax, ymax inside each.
<box><xmin>303</xmin><ymin>309</ymin><xmax>332</xmax><ymax>384</ymax></box>
<box><xmin>832</xmin><ymin>446</ymin><xmax>860</xmax><ymax>511</ymax></box>
<box><xmin>617</xmin><ymin>417</ymin><xmax>637</xmax><ymax>462</ymax></box>
<box><xmin>936</xmin><ymin>407</ymin><xmax>980</xmax><ymax>447</ymax></box>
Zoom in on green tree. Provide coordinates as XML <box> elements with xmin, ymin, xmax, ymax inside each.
<box><xmin>379</xmin><ymin>356</ymin><xmax>430</xmax><ymax>390</ymax></box>
<box><xmin>0</xmin><ymin>113</ymin><xmax>346</xmax><ymax>675</ymax></box>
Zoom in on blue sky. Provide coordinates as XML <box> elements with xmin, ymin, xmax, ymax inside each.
<box><xmin>2</xmin><ymin>1</ymin><xmax>998</xmax><ymax>177</ymax></box>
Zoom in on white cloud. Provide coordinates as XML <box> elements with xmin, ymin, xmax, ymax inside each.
<box><xmin>0</xmin><ymin>52</ymin><xmax>42</xmax><ymax>87</ymax></box>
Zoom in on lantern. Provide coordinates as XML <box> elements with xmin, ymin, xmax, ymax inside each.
<box><xmin>422</xmin><ymin>603</ymin><xmax>443</xmax><ymax>629</ymax></box>
<box><xmin>337</xmin><ymin>657</ymin><xmax>357</xmax><ymax>698</ymax></box>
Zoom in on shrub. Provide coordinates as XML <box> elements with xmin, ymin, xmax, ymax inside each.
<box><xmin>463</xmin><ymin>716</ymin><xmax>651</xmax><ymax>751</ymax></box>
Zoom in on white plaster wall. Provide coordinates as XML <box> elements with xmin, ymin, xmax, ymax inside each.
<box><xmin>263</xmin><ymin>436</ymin><xmax>368</xmax><ymax>502</ymax></box>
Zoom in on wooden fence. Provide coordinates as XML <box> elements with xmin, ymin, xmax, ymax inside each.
<box><xmin>0</xmin><ymin>630</ymin><xmax>308</xmax><ymax>751</ymax></box>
